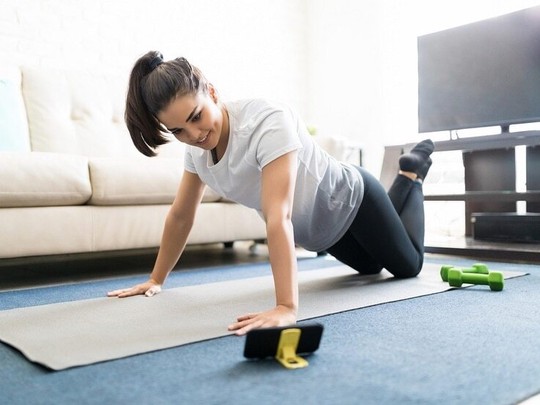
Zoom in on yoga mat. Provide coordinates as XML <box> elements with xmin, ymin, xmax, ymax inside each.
<box><xmin>0</xmin><ymin>263</ymin><xmax>525</xmax><ymax>370</ymax></box>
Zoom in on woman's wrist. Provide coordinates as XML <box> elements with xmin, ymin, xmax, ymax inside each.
<box><xmin>149</xmin><ymin>271</ymin><xmax>167</xmax><ymax>285</ymax></box>
<box><xmin>277</xmin><ymin>303</ymin><xmax>298</xmax><ymax>315</ymax></box>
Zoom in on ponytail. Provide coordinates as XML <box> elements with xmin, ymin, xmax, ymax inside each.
<box><xmin>125</xmin><ymin>51</ymin><xmax>209</xmax><ymax>157</ymax></box>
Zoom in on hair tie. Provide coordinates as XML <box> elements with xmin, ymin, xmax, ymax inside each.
<box><xmin>149</xmin><ymin>53</ymin><xmax>164</xmax><ymax>72</ymax></box>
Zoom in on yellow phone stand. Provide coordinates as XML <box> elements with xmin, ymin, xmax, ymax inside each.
<box><xmin>275</xmin><ymin>328</ymin><xmax>309</xmax><ymax>369</ymax></box>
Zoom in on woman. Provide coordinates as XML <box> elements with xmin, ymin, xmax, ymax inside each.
<box><xmin>108</xmin><ymin>51</ymin><xmax>434</xmax><ymax>336</ymax></box>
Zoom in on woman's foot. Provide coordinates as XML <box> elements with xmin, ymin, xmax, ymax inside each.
<box><xmin>399</xmin><ymin>139</ymin><xmax>434</xmax><ymax>180</ymax></box>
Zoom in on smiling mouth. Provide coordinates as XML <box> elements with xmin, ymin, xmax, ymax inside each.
<box><xmin>196</xmin><ymin>134</ymin><xmax>209</xmax><ymax>144</ymax></box>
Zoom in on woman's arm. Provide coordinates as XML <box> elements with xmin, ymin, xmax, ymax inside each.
<box><xmin>108</xmin><ymin>170</ymin><xmax>206</xmax><ymax>298</ymax></box>
<box><xmin>228</xmin><ymin>151</ymin><xmax>299</xmax><ymax>335</ymax></box>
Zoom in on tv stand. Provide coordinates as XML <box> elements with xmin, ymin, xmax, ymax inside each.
<box><xmin>381</xmin><ymin>131</ymin><xmax>540</xmax><ymax>262</ymax></box>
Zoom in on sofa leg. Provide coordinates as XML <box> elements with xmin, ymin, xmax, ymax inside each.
<box><xmin>224</xmin><ymin>242</ymin><xmax>234</xmax><ymax>249</ymax></box>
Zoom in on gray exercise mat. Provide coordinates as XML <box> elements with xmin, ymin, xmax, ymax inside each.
<box><xmin>0</xmin><ymin>264</ymin><xmax>524</xmax><ymax>370</ymax></box>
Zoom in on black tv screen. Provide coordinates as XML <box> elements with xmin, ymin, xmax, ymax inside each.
<box><xmin>418</xmin><ymin>6</ymin><xmax>540</xmax><ymax>133</ymax></box>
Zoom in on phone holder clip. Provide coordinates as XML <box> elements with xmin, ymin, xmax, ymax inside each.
<box><xmin>275</xmin><ymin>328</ymin><xmax>308</xmax><ymax>369</ymax></box>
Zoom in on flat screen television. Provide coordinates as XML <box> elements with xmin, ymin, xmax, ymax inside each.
<box><xmin>417</xmin><ymin>6</ymin><xmax>540</xmax><ymax>134</ymax></box>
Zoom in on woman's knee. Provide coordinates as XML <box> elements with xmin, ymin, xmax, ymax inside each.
<box><xmin>390</xmin><ymin>258</ymin><xmax>423</xmax><ymax>279</ymax></box>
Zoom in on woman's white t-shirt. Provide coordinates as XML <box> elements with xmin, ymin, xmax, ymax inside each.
<box><xmin>184</xmin><ymin>99</ymin><xmax>364</xmax><ymax>252</ymax></box>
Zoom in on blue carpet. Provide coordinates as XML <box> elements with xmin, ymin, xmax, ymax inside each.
<box><xmin>0</xmin><ymin>256</ymin><xmax>539</xmax><ymax>404</ymax></box>
<box><xmin>0</xmin><ymin>256</ymin><xmax>338</xmax><ymax>310</ymax></box>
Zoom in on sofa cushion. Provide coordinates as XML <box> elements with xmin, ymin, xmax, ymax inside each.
<box><xmin>0</xmin><ymin>152</ymin><xmax>91</xmax><ymax>207</ymax></box>
<box><xmin>0</xmin><ymin>67</ymin><xmax>30</xmax><ymax>152</ymax></box>
<box><xmin>21</xmin><ymin>66</ymin><xmax>140</xmax><ymax>157</ymax></box>
<box><xmin>89</xmin><ymin>157</ymin><xmax>222</xmax><ymax>205</ymax></box>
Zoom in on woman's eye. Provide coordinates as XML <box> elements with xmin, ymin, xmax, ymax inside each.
<box><xmin>192</xmin><ymin>112</ymin><xmax>202</xmax><ymax>122</ymax></box>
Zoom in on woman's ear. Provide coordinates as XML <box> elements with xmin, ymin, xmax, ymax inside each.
<box><xmin>208</xmin><ymin>84</ymin><xmax>219</xmax><ymax>103</ymax></box>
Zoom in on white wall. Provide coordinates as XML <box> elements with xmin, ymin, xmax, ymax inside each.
<box><xmin>306</xmin><ymin>0</ymin><xmax>540</xmax><ymax>173</ymax></box>
<box><xmin>0</xmin><ymin>0</ymin><xmax>310</xmax><ymax>114</ymax></box>
<box><xmin>1</xmin><ymin>0</ymin><xmax>540</xmax><ymax>173</ymax></box>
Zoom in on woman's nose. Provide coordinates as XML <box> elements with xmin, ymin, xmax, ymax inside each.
<box><xmin>184</xmin><ymin>127</ymin><xmax>202</xmax><ymax>143</ymax></box>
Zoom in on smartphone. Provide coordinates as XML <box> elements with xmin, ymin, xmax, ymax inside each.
<box><xmin>243</xmin><ymin>323</ymin><xmax>324</xmax><ymax>359</ymax></box>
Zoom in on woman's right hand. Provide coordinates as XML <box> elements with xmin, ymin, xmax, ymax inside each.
<box><xmin>107</xmin><ymin>279</ymin><xmax>162</xmax><ymax>298</ymax></box>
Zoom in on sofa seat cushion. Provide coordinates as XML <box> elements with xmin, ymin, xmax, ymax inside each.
<box><xmin>89</xmin><ymin>157</ymin><xmax>222</xmax><ymax>205</ymax></box>
<box><xmin>0</xmin><ymin>152</ymin><xmax>91</xmax><ymax>207</ymax></box>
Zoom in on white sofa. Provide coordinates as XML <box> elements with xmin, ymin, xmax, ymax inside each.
<box><xmin>0</xmin><ymin>65</ymin><xmax>268</xmax><ymax>261</ymax></box>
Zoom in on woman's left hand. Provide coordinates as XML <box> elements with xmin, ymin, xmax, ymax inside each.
<box><xmin>228</xmin><ymin>305</ymin><xmax>297</xmax><ymax>336</ymax></box>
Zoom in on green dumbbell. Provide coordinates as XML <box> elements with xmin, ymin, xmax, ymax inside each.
<box><xmin>440</xmin><ymin>263</ymin><xmax>489</xmax><ymax>282</ymax></box>
<box><xmin>447</xmin><ymin>268</ymin><xmax>504</xmax><ymax>291</ymax></box>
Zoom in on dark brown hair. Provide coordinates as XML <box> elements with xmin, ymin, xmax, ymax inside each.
<box><xmin>125</xmin><ymin>51</ymin><xmax>209</xmax><ymax>156</ymax></box>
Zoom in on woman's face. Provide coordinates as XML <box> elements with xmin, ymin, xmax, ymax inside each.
<box><xmin>157</xmin><ymin>86</ymin><xmax>227</xmax><ymax>151</ymax></box>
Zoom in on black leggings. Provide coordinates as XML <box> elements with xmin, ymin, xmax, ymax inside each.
<box><xmin>326</xmin><ymin>167</ymin><xmax>424</xmax><ymax>278</ymax></box>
